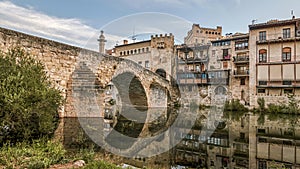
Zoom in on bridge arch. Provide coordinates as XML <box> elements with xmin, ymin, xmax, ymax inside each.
<box><xmin>111</xmin><ymin>71</ymin><xmax>148</xmax><ymax>110</ymax></box>
<box><xmin>155</xmin><ymin>68</ymin><xmax>167</xmax><ymax>79</ymax></box>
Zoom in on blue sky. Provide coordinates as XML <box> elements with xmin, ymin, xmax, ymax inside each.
<box><xmin>1</xmin><ymin>0</ymin><xmax>300</xmax><ymax>50</ymax></box>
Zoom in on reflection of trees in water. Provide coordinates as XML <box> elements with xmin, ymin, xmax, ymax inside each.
<box><xmin>223</xmin><ymin>111</ymin><xmax>246</xmax><ymax>122</ymax></box>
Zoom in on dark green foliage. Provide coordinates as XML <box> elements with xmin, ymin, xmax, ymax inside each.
<box><xmin>257</xmin><ymin>97</ymin><xmax>265</xmax><ymax>112</ymax></box>
<box><xmin>0</xmin><ymin>48</ymin><xmax>63</xmax><ymax>143</ymax></box>
<box><xmin>224</xmin><ymin>99</ymin><xmax>248</xmax><ymax>112</ymax></box>
<box><xmin>256</xmin><ymin>95</ymin><xmax>300</xmax><ymax>115</ymax></box>
<box><xmin>287</xmin><ymin>94</ymin><xmax>299</xmax><ymax>114</ymax></box>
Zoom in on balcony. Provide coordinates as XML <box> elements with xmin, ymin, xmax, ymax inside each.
<box><xmin>177</xmin><ymin>72</ymin><xmax>208</xmax><ymax>85</ymax></box>
<box><xmin>233</xmin><ymin>56</ymin><xmax>249</xmax><ymax>64</ymax></box>
<box><xmin>233</xmin><ymin>69</ymin><xmax>249</xmax><ymax>77</ymax></box>
<box><xmin>208</xmin><ymin>78</ymin><xmax>229</xmax><ymax>85</ymax></box>
<box><xmin>218</xmin><ymin>55</ymin><xmax>231</xmax><ymax>61</ymax></box>
<box><xmin>233</xmin><ymin>150</ymin><xmax>249</xmax><ymax>159</ymax></box>
<box><xmin>235</xmin><ymin>46</ymin><xmax>249</xmax><ymax>51</ymax></box>
<box><xmin>178</xmin><ymin>56</ymin><xmax>209</xmax><ymax>64</ymax></box>
<box><xmin>257</xmin><ymin>31</ymin><xmax>300</xmax><ymax>44</ymax></box>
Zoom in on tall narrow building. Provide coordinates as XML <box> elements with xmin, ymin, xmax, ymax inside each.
<box><xmin>98</xmin><ymin>30</ymin><xmax>106</xmax><ymax>54</ymax></box>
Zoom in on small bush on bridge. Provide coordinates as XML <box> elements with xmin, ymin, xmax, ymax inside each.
<box><xmin>0</xmin><ymin>48</ymin><xmax>63</xmax><ymax>143</ymax></box>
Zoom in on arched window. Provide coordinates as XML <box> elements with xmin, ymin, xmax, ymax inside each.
<box><xmin>215</xmin><ymin>86</ymin><xmax>226</xmax><ymax>95</ymax></box>
<box><xmin>142</xmin><ymin>48</ymin><xmax>145</xmax><ymax>53</ymax></box>
<box><xmin>120</xmin><ymin>52</ymin><xmax>123</xmax><ymax>56</ymax></box>
<box><xmin>127</xmin><ymin>51</ymin><xmax>129</xmax><ymax>55</ymax></box>
<box><xmin>282</xmin><ymin>47</ymin><xmax>291</xmax><ymax>62</ymax></box>
<box><xmin>259</xmin><ymin>49</ymin><xmax>267</xmax><ymax>63</ymax></box>
<box><xmin>134</xmin><ymin>49</ymin><xmax>137</xmax><ymax>54</ymax></box>
<box><xmin>146</xmin><ymin>47</ymin><xmax>149</xmax><ymax>52</ymax></box>
<box><xmin>138</xmin><ymin>49</ymin><xmax>141</xmax><ymax>53</ymax></box>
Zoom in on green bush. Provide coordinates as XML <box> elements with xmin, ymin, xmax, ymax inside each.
<box><xmin>0</xmin><ymin>48</ymin><xmax>63</xmax><ymax>143</ymax></box>
<box><xmin>224</xmin><ymin>99</ymin><xmax>248</xmax><ymax>112</ymax></box>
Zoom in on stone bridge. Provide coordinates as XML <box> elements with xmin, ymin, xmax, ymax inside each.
<box><xmin>0</xmin><ymin>27</ymin><xmax>182</xmax><ymax>156</ymax></box>
<box><xmin>0</xmin><ymin>27</ymin><xmax>179</xmax><ymax>118</ymax></box>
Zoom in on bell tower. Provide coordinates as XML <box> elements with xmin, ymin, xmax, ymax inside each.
<box><xmin>98</xmin><ymin>30</ymin><xmax>106</xmax><ymax>54</ymax></box>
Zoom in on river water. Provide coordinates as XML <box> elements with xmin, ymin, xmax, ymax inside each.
<box><xmin>61</xmin><ymin>108</ymin><xmax>300</xmax><ymax>169</ymax></box>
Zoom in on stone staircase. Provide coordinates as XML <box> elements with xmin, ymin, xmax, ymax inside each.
<box><xmin>71</xmin><ymin>61</ymin><xmax>101</xmax><ymax>117</ymax></box>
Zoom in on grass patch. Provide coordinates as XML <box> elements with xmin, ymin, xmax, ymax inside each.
<box><xmin>0</xmin><ymin>138</ymin><xmax>66</xmax><ymax>169</ymax></box>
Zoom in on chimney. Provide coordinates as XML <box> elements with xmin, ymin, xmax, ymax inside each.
<box><xmin>123</xmin><ymin>40</ymin><xmax>128</xmax><ymax>45</ymax></box>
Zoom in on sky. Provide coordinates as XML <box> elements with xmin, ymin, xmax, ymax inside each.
<box><xmin>0</xmin><ymin>0</ymin><xmax>300</xmax><ymax>51</ymax></box>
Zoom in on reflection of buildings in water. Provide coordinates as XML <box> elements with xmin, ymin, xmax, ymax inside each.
<box><xmin>172</xmin><ymin>112</ymin><xmax>300</xmax><ymax>169</ymax></box>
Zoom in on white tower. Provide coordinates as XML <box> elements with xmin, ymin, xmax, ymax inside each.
<box><xmin>98</xmin><ymin>30</ymin><xmax>106</xmax><ymax>54</ymax></box>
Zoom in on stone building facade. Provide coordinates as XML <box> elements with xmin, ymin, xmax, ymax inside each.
<box><xmin>113</xmin><ymin>34</ymin><xmax>175</xmax><ymax>81</ymax></box>
<box><xmin>249</xmin><ymin>18</ymin><xmax>300</xmax><ymax>107</ymax></box>
<box><xmin>184</xmin><ymin>24</ymin><xmax>222</xmax><ymax>46</ymax></box>
<box><xmin>175</xmin><ymin>24</ymin><xmax>224</xmax><ymax>106</ymax></box>
<box><xmin>176</xmin><ymin>23</ymin><xmax>250</xmax><ymax>107</ymax></box>
<box><xmin>210</xmin><ymin>33</ymin><xmax>250</xmax><ymax>105</ymax></box>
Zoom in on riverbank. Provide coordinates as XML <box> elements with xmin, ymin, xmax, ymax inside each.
<box><xmin>0</xmin><ymin>138</ymin><xmax>127</xmax><ymax>169</ymax></box>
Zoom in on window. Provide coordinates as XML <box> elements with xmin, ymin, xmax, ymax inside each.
<box><xmin>284</xmin><ymin>89</ymin><xmax>293</xmax><ymax>94</ymax></box>
<box><xmin>283</xmin><ymin>81</ymin><xmax>292</xmax><ymax>85</ymax></box>
<box><xmin>257</xmin><ymin>129</ymin><xmax>266</xmax><ymax>134</ymax></box>
<box><xmin>138</xmin><ymin>61</ymin><xmax>142</xmax><ymax>65</ymax></box>
<box><xmin>235</xmin><ymin>41</ymin><xmax>249</xmax><ymax>50</ymax></box>
<box><xmin>212</xmin><ymin>50</ymin><xmax>216</xmax><ymax>56</ymax></box>
<box><xmin>259</xmin><ymin>49</ymin><xmax>267</xmax><ymax>62</ymax></box>
<box><xmin>240</xmin><ymin>78</ymin><xmax>246</xmax><ymax>85</ymax></box>
<box><xmin>258</xmin><ymin>138</ymin><xmax>267</xmax><ymax>143</ymax></box>
<box><xmin>240</xmin><ymin>132</ymin><xmax>245</xmax><ymax>140</ymax></box>
<box><xmin>259</xmin><ymin>81</ymin><xmax>267</xmax><ymax>85</ymax></box>
<box><xmin>257</xmin><ymin>89</ymin><xmax>266</xmax><ymax>93</ymax></box>
<box><xmin>196</xmin><ymin>65</ymin><xmax>200</xmax><ymax>72</ymax></box>
<box><xmin>283</xmin><ymin>28</ymin><xmax>291</xmax><ymax>39</ymax></box>
<box><xmin>223</xmin><ymin>62</ymin><xmax>228</xmax><ymax>69</ymax></box>
<box><xmin>282</xmin><ymin>47</ymin><xmax>291</xmax><ymax>62</ymax></box>
<box><xmin>258</xmin><ymin>161</ymin><xmax>267</xmax><ymax>169</ymax></box>
<box><xmin>223</xmin><ymin>49</ymin><xmax>230</xmax><ymax>60</ymax></box>
<box><xmin>145</xmin><ymin>60</ymin><xmax>149</xmax><ymax>68</ymax></box>
<box><xmin>259</xmin><ymin>31</ymin><xmax>266</xmax><ymax>41</ymax></box>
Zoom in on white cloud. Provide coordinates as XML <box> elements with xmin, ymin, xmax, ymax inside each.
<box><xmin>0</xmin><ymin>1</ymin><xmax>122</xmax><ymax>50</ymax></box>
<box><xmin>0</xmin><ymin>1</ymin><xmax>192</xmax><ymax>51</ymax></box>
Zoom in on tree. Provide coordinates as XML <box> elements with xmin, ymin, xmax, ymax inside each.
<box><xmin>0</xmin><ymin>48</ymin><xmax>63</xmax><ymax>143</ymax></box>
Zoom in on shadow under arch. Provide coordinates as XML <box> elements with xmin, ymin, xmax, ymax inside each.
<box><xmin>105</xmin><ymin>72</ymin><xmax>148</xmax><ymax>149</ymax></box>
<box><xmin>112</xmin><ymin>71</ymin><xmax>148</xmax><ymax>110</ymax></box>
<box><xmin>155</xmin><ymin>68</ymin><xmax>167</xmax><ymax>79</ymax></box>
